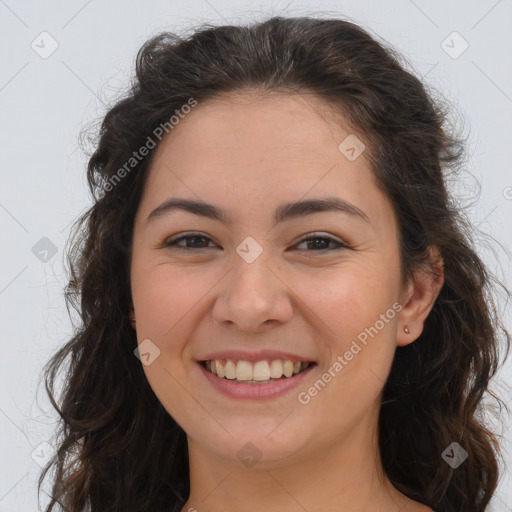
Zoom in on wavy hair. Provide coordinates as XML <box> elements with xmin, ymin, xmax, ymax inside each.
<box><xmin>38</xmin><ymin>16</ymin><xmax>510</xmax><ymax>512</ymax></box>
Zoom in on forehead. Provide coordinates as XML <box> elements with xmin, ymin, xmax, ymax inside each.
<box><xmin>136</xmin><ymin>91</ymin><xmax>394</xmax><ymax>232</ymax></box>
<box><xmin>156</xmin><ymin>91</ymin><xmax>358</xmax><ymax>164</ymax></box>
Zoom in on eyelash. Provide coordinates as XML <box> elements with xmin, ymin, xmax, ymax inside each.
<box><xmin>162</xmin><ymin>232</ymin><xmax>350</xmax><ymax>253</ymax></box>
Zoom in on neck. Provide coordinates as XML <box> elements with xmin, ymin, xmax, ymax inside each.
<box><xmin>179</xmin><ymin>410</ymin><xmax>426</xmax><ymax>512</ymax></box>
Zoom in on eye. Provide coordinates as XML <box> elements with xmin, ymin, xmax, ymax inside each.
<box><xmin>162</xmin><ymin>232</ymin><xmax>349</xmax><ymax>253</ymax></box>
<box><xmin>163</xmin><ymin>232</ymin><xmax>216</xmax><ymax>252</ymax></box>
<box><xmin>294</xmin><ymin>233</ymin><xmax>349</xmax><ymax>252</ymax></box>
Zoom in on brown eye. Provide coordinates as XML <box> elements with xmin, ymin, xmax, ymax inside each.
<box><xmin>164</xmin><ymin>233</ymin><xmax>217</xmax><ymax>251</ymax></box>
<box><xmin>295</xmin><ymin>234</ymin><xmax>349</xmax><ymax>252</ymax></box>
<box><xmin>161</xmin><ymin>232</ymin><xmax>350</xmax><ymax>254</ymax></box>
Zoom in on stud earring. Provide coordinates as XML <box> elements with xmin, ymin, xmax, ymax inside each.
<box><xmin>404</xmin><ymin>325</ymin><xmax>410</xmax><ymax>334</ymax></box>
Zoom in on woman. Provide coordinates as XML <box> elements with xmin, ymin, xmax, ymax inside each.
<box><xmin>39</xmin><ymin>16</ymin><xmax>510</xmax><ymax>512</ymax></box>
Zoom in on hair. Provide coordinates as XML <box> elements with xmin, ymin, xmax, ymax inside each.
<box><xmin>38</xmin><ymin>15</ymin><xmax>511</xmax><ymax>512</ymax></box>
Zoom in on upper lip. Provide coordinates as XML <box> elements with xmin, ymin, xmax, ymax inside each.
<box><xmin>198</xmin><ymin>350</ymin><xmax>316</xmax><ymax>363</ymax></box>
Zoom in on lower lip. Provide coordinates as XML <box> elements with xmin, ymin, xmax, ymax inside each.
<box><xmin>198</xmin><ymin>362</ymin><xmax>316</xmax><ymax>400</ymax></box>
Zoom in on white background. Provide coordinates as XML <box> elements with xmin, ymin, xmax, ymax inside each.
<box><xmin>0</xmin><ymin>0</ymin><xmax>511</xmax><ymax>510</ymax></box>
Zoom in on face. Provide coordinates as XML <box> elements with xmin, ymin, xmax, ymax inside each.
<box><xmin>130</xmin><ymin>91</ymin><xmax>413</xmax><ymax>467</ymax></box>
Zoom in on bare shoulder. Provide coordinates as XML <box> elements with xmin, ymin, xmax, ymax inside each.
<box><xmin>415</xmin><ymin>505</ymin><xmax>435</xmax><ymax>512</ymax></box>
<box><xmin>416</xmin><ymin>504</ymin><xmax>435</xmax><ymax>512</ymax></box>
<box><xmin>400</xmin><ymin>499</ymin><xmax>435</xmax><ymax>512</ymax></box>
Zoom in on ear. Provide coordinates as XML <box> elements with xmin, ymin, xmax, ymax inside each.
<box><xmin>396</xmin><ymin>245</ymin><xmax>444</xmax><ymax>347</ymax></box>
<box><xmin>128</xmin><ymin>306</ymin><xmax>136</xmax><ymax>330</ymax></box>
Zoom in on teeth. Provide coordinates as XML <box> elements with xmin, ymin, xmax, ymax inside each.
<box><xmin>225</xmin><ymin>360</ymin><xmax>237</xmax><ymax>379</ymax></box>
<box><xmin>236</xmin><ymin>360</ymin><xmax>253</xmax><ymax>380</ymax></box>
<box><xmin>253</xmin><ymin>361</ymin><xmax>270</xmax><ymax>381</ymax></box>
<box><xmin>204</xmin><ymin>358</ymin><xmax>311</xmax><ymax>381</ymax></box>
<box><xmin>269</xmin><ymin>360</ymin><xmax>283</xmax><ymax>378</ymax></box>
<box><xmin>215</xmin><ymin>360</ymin><xmax>225</xmax><ymax>378</ymax></box>
<box><xmin>283</xmin><ymin>360</ymin><xmax>294</xmax><ymax>378</ymax></box>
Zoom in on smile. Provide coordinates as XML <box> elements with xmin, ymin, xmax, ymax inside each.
<box><xmin>198</xmin><ymin>359</ymin><xmax>317</xmax><ymax>400</ymax></box>
<box><xmin>201</xmin><ymin>359</ymin><xmax>313</xmax><ymax>383</ymax></box>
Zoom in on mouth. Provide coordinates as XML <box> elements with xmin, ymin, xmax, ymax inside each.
<box><xmin>197</xmin><ymin>357</ymin><xmax>318</xmax><ymax>400</ymax></box>
<box><xmin>199</xmin><ymin>359</ymin><xmax>316</xmax><ymax>385</ymax></box>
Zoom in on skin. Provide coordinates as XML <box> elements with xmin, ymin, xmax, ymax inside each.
<box><xmin>129</xmin><ymin>90</ymin><xmax>443</xmax><ymax>512</ymax></box>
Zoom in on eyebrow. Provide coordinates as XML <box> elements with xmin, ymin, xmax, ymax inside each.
<box><xmin>146</xmin><ymin>196</ymin><xmax>371</xmax><ymax>227</ymax></box>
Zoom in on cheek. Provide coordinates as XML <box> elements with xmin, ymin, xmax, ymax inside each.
<box><xmin>298</xmin><ymin>260</ymin><xmax>398</xmax><ymax>335</ymax></box>
<box><xmin>132</xmin><ymin>265</ymin><xmax>209</xmax><ymax>419</ymax></box>
<box><xmin>300</xmin><ymin>259</ymin><xmax>400</xmax><ymax>383</ymax></box>
<box><xmin>131</xmin><ymin>264</ymin><xmax>210</xmax><ymax>355</ymax></box>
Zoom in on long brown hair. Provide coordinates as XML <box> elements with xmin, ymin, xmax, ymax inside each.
<box><xmin>38</xmin><ymin>16</ymin><xmax>511</xmax><ymax>512</ymax></box>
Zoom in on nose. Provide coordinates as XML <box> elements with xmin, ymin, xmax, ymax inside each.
<box><xmin>212</xmin><ymin>248</ymin><xmax>294</xmax><ymax>332</ymax></box>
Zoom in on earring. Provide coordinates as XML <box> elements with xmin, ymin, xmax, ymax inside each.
<box><xmin>129</xmin><ymin>308</ymin><xmax>136</xmax><ymax>327</ymax></box>
<box><xmin>404</xmin><ymin>325</ymin><xmax>410</xmax><ymax>334</ymax></box>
